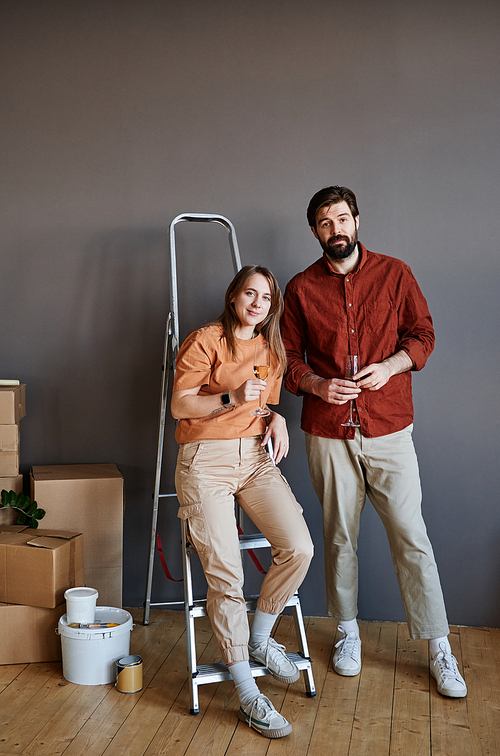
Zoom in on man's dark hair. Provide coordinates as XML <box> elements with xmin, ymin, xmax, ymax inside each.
<box><xmin>306</xmin><ymin>185</ymin><xmax>359</xmax><ymax>228</ymax></box>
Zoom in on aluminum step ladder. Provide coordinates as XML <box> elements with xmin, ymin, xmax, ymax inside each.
<box><xmin>143</xmin><ymin>213</ymin><xmax>316</xmax><ymax>714</ymax></box>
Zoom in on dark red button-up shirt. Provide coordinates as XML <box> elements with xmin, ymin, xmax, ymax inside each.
<box><xmin>282</xmin><ymin>244</ymin><xmax>435</xmax><ymax>439</ymax></box>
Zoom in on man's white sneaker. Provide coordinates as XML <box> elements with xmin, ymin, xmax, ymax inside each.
<box><xmin>333</xmin><ymin>625</ymin><xmax>362</xmax><ymax>677</ymax></box>
<box><xmin>250</xmin><ymin>637</ymin><xmax>300</xmax><ymax>683</ymax></box>
<box><xmin>430</xmin><ymin>644</ymin><xmax>467</xmax><ymax>698</ymax></box>
<box><xmin>238</xmin><ymin>694</ymin><xmax>292</xmax><ymax>738</ymax></box>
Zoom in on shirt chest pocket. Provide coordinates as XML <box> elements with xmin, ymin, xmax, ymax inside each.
<box><xmin>308</xmin><ymin>298</ymin><xmax>347</xmax><ymax>353</ymax></box>
<box><xmin>362</xmin><ymin>301</ymin><xmax>397</xmax><ymax>336</ymax></box>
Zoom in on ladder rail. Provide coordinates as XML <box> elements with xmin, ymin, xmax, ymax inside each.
<box><xmin>168</xmin><ymin>213</ymin><xmax>242</xmax><ymax>355</ymax></box>
<box><xmin>143</xmin><ymin>313</ymin><xmax>173</xmax><ymax>623</ymax></box>
<box><xmin>143</xmin><ymin>214</ymin><xmax>241</xmax><ymax>625</ymax></box>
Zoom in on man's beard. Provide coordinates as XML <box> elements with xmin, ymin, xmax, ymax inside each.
<box><xmin>321</xmin><ymin>230</ymin><xmax>358</xmax><ymax>261</ymax></box>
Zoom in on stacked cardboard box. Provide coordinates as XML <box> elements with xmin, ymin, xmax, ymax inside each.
<box><xmin>0</xmin><ymin>525</ymin><xmax>84</xmax><ymax>664</ymax></box>
<box><xmin>0</xmin><ymin>384</ymin><xmax>124</xmax><ymax>664</ymax></box>
<box><xmin>31</xmin><ymin>464</ymin><xmax>124</xmax><ymax>609</ymax></box>
<box><xmin>0</xmin><ymin>383</ymin><xmax>25</xmax><ymax>525</ymax></box>
<box><xmin>0</xmin><ymin>384</ymin><xmax>89</xmax><ymax>665</ymax></box>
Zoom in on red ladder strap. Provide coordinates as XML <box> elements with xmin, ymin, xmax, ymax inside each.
<box><xmin>156</xmin><ymin>527</ymin><xmax>268</xmax><ymax>582</ymax></box>
<box><xmin>156</xmin><ymin>532</ymin><xmax>183</xmax><ymax>582</ymax></box>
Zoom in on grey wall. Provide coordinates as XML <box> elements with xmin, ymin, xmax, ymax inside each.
<box><xmin>1</xmin><ymin>0</ymin><xmax>499</xmax><ymax>625</ymax></box>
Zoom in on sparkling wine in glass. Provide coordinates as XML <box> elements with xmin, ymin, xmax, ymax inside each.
<box><xmin>341</xmin><ymin>355</ymin><xmax>360</xmax><ymax>428</ymax></box>
<box><xmin>250</xmin><ymin>341</ymin><xmax>270</xmax><ymax>417</ymax></box>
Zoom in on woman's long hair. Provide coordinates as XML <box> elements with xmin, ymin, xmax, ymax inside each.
<box><xmin>217</xmin><ymin>265</ymin><xmax>287</xmax><ymax>376</ymax></box>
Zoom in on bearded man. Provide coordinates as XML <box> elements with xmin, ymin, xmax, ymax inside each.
<box><xmin>281</xmin><ymin>185</ymin><xmax>466</xmax><ymax>698</ymax></box>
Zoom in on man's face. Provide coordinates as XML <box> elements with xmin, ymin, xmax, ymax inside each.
<box><xmin>312</xmin><ymin>200</ymin><xmax>359</xmax><ymax>260</ymax></box>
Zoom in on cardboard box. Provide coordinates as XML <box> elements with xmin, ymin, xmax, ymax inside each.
<box><xmin>0</xmin><ymin>474</ymin><xmax>23</xmax><ymax>526</ymax></box>
<box><xmin>0</xmin><ymin>425</ymin><xmax>20</xmax><ymax>476</ymax></box>
<box><xmin>0</xmin><ymin>602</ymin><xmax>63</xmax><ymax>664</ymax></box>
<box><xmin>30</xmin><ymin>464</ymin><xmax>123</xmax><ymax>607</ymax></box>
<box><xmin>0</xmin><ymin>527</ymin><xmax>84</xmax><ymax>609</ymax></box>
<box><xmin>0</xmin><ymin>385</ymin><xmax>26</xmax><ymax>424</ymax></box>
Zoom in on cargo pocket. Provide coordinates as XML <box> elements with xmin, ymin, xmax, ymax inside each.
<box><xmin>177</xmin><ymin>502</ymin><xmax>213</xmax><ymax>555</ymax></box>
<box><xmin>178</xmin><ymin>441</ymin><xmax>205</xmax><ymax>473</ymax></box>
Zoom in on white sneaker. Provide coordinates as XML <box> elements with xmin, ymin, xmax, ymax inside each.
<box><xmin>250</xmin><ymin>637</ymin><xmax>300</xmax><ymax>683</ymax></box>
<box><xmin>238</xmin><ymin>694</ymin><xmax>292</xmax><ymax>738</ymax></box>
<box><xmin>430</xmin><ymin>644</ymin><xmax>467</xmax><ymax>698</ymax></box>
<box><xmin>333</xmin><ymin>625</ymin><xmax>361</xmax><ymax>676</ymax></box>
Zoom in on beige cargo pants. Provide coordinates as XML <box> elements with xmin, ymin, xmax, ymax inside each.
<box><xmin>306</xmin><ymin>425</ymin><xmax>449</xmax><ymax>640</ymax></box>
<box><xmin>175</xmin><ymin>436</ymin><xmax>314</xmax><ymax>665</ymax></box>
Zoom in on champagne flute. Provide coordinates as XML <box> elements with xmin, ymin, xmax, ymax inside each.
<box><xmin>341</xmin><ymin>355</ymin><xmax>360</xmax><ymax>428</ymax></box>
<box><xmin>250</xmin><ymin>340</ymin><xmax>270</xmax><ymax>417</ymax></box>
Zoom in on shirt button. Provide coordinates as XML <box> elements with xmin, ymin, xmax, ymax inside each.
<box><xmin>346</xmin><ymin>278</ymin><xmax>349</xmax><ymax>282</ymax></box>
<box><xmin>351</xmin><ymin>329</ymin><xmax>354</xmax><ymax>333</ymax></box>
<box><xmin>349</xmin><ymin>303</ymin><xmax>352</xmax><ymax>307</ymax></box>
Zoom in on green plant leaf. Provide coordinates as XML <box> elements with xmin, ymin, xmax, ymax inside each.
<box><xmin>0</xmin><ymin>491</ymin><xmax>45</xmax><ymax>526</ymax></box>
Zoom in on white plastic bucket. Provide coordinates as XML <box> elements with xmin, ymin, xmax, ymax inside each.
<box><xmin>58</xmin><ymin>607</ymin><xmax>133</xmax><ymax>685</ymax></box>
<box><xmin>64</xmin><ymin>586</ymin><xmax>98</xmax><ymax>625</ymax></box>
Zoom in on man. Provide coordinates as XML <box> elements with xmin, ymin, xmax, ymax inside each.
<box><xmin>281</xmin><ymin>185</ymin><xmax>466</xmax><ymax>698</ymax></box>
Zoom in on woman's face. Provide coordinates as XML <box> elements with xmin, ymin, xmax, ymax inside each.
<box><xmin>231</xmin><ymin>273</ymin><xmax>272</xmax><ymax>338</ymax></box>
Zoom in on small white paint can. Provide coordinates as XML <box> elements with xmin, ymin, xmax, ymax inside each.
<box><xmin>115</xmin><ymin>654</ymin><xmax>143</xmax><ymax>693</ymax></box>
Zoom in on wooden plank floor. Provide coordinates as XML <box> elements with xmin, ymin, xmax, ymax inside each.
<box><xmin>0</xmin><ymin>609</ymin><xmax>498</xmax><ymax>755</ymax></box>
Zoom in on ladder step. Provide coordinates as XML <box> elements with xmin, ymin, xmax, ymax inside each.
<box><xmin>238</xmin><ymin>533</ymin><xmax>270</xmax><ymax>550</ymax></box>
<box><xmin>187</xmin><ymin>532</ymin><xmax>270</xmax><ymax>555</ymax></box>
<box><xmin>189</xmin><ymin>592</ymin><xmax>300</xmax><ymax>618</ymax></box>
<box><xmin>148</xmin><ymin>593</ymin><xmax>302</xmax><ymax>614</ymax></box>
<box><xmin>192</xmin><ymin>653</ymin><xmax>311</xmax><ymax>685</ymax></box>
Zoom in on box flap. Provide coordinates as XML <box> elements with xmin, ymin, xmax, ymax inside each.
<box><xmin>0</xmin><ymin>524</ymin><xmax>27</xmax><ymax>533</ymax></box>
<box><xmin>0</xmin><ymin>528</ymin><xmax>81</xmax><ymax>544</ymax></box>
<box><xmin>0</xmin><ymin>532</ymin><xmax>31</xmax><ymax>545</ymax></box>
<box><xmin>30</xmin><ymin>464</ymin><xmax>123</xmax><ymax>482</ymax></box>
<box><xmin>27</xmin><ymin>536</ymin><xmax>72</xmax><ymax>550</ymax></box>
<box><xmin>30</xmin><ymin>528</ymin><xmax>81</xmax><ymax>539</ymax></box>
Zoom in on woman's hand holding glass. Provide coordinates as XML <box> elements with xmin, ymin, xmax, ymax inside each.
<box><xmin>250</xmin><ymin>341</ymin><xmax>270</xmax><ymax>417</ymax></box>
<box><xmin>231</xmin><ymin>378</ymin><xmax>268</xmax><ymax>406</ymax></box>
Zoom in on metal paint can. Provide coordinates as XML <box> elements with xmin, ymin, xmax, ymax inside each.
<box><xmin>115</xmin><ymin>655</ymin><xmax>143</xmax><ymax>693</ymax></box>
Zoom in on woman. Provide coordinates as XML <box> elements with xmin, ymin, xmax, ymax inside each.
<box><xmin>171</xmin><ymin>265</ymin><xmax>313</xmax><ymax>739</ymax></box>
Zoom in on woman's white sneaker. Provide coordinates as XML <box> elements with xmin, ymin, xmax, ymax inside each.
<box><xmin>250</xmin><ymin>637</ymin><xmax>300</xmax><ymax>683</ymax></box>
<box><xmin>333</xmin><ymin>625</ymin><xmax>361</xmax><ymax>676</ymax></box>
<box><xmin>430</xmin><ymin>644</ymin><xmax>467</xmax><ymax>697</ymax></box>
<box><xmin>238</xmin><ymin>694</ymin><xmax>292</xmax><ymax>738</ymax></box>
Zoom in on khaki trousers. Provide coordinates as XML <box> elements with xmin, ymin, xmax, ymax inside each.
<box><xmin>175</xmin><ymin>436</ymin><xmax>314</xmax><ymax>665</ymax></box>
<box><xmin>305</xmin><ymin>426</ymin><xmax>449</xmax><ymax>639</ymax></box>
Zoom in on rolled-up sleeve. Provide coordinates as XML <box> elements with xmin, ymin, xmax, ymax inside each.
<box><xmin>173</xmin><ymin>334</ymin><xmax>212</xmax><ymax>391</ymax></box>
<box><xmin>397</xmin><ymin>268</ymin><xmax>435</xmax><ymax>372</ymax></box>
